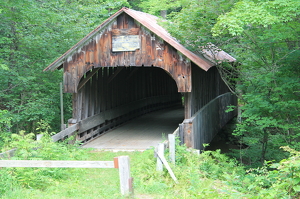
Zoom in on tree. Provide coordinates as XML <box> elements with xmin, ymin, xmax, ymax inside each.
<box><xmin>0</xmin><ymin>0</ymin><xmax>129</xmax><ymax>134</ymax></box>
<box><xmin>155</xmin><ymin>0</ymin><xmax>299</xmax><ymax>165</ymax></box>
<box><xmin>163</xmin><ymin>0</ymin><xmax>238</xmax><ymax>51</ymax></box>
<box><xmin>212</xmin><ymin>0</ymin><xmax>300</xmax><ymax>165</ymax></box>
<box><xmin>138</xmin><ymin>0</ymin><xmax>182</xmax><ymax>16</ymax></box>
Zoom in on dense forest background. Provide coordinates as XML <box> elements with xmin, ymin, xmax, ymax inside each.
<box><xmin>0</xmin><ymin>0</ymin><xmax>299</xmax><ymax>167</ymax></box>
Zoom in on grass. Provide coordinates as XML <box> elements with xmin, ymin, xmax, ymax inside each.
<box><xmin>1</xmin><ymin>146</ymin><xmax>298</xmax><ymax>199</ymax></box>
<box><xmin>0</xmin><ymin>149</ymin><xmax>246</xmax><ymax>199</ymax></box>
<box><xmin>1</xmin><ymin>151</ymin><xmax>132</xmax><ymax>199</ymax></box>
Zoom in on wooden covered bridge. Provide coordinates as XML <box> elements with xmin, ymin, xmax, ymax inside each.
<box><xmin>44</xmin><ymin>7</ymin><xmax>237</xmax><ymax>151</ymax></box>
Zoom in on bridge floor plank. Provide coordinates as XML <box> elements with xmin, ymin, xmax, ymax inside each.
<box><xmin>82</xmin><ymin>107</ymin><xmax>184</xmax><ymax>151</ymax></box>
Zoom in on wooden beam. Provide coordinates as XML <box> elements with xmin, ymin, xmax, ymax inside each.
<box><xmin>0</xmin><ymin>148</ymin><xmax>17</xmax><ymax>159</ymax></box>
<box><xmin>52</xmin><ymin>123</ymin><xmax>79</xmax><ymax>142</ymax></box>
<box><xmin>78</xmin><ymin>68</ymin><xmax>100</xmax><ymax>91</ymax></box>
<box><xmin>111</xmin><ymin>28</ymin><xmax>139</xmax><ymax>36</ymax></box>
<box><xmin>60</xmin><ymin>82</ymin><xmax>65</xmax><ymax>130</ymax></box>
<box><xmin>107</xmin><ymin>67</ymin><xmax>124</xmax><ymax>83</ymax></box>
<box><xmin>126</xmin><ymin>68</ymin><xmax>139</xmax><ymax>80</ymax></box>
<box><xmin>155</xmin><ymin>145</ymin><xmax>178</xmax><ymax>183</ymax></box>
<box><xmin>168</xmin><ymin>134</ymin><xmax>175</xmax><ymax>164</ymax></box>
<box><xmin>184</xmin><ymin>92</ymin><xmax>192</xmax><ymax>119</ymax></box>
<box><xmin>0</xmin><ymin>160</ymin><xmax>115</xmax><ymax>168</ymax></box>
<box><xmin>179</xmin><ymin>123</ymin><xmax>184</xmax><ymax>145</ymax></box>
<box><xmin>78</xmin><ymin>113</ymin><xmax>106</xmax><ymax>134</ymax></box>
<box><xmin>182</xmin><ymin>119</ymin><xmax>193</xmax><ymax>148</ymax></box>
<box><xmin>0</xmin><ymin>156</ymin><xmax>133</xmax><ymax>195</ymax></box>
<box><xmin>0</xmin><ymin>156</ymin><xmax>133</xmax><ymax>196</ymax></box>
<box><xmin>117</xmin><ymin>156</ymin><xmax>132</xmax><ymax>195</ymax></box>
<box><xmin>156</xmin><ymin>143</ymin><xmax>164</xmax><ymax>172</ymax></box>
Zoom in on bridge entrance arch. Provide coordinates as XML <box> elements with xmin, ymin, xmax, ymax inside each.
<box><xmin>73</xmin><ymin>66</ymin><xmax>183</xmax><ymax>143</ymax></box>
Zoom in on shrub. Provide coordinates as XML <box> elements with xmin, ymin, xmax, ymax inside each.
<box><xmin>0</xmin><ymin>128</ymin><xmax>90</xmax><ymax>193</ymax></box>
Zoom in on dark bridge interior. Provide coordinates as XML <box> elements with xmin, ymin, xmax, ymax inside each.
<box><xmin>72</xmin><ymin>66</ymin><xmax>182</xmax><ymax>143</ymax></box>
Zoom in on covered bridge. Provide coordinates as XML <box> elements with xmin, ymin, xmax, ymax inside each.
<box><xmin>44</xmin><ymin>7</ymin><xmax>237</xmax><ymax>150</ymax></box>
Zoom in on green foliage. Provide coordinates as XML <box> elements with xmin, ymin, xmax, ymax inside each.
<box><xmin>131</xmin><ymin>140</ymin><xmax>248</xmax><ymax>198</ymax></box>
<box><xmin>236</xmin><ymin>146</ymin><xmax>300</xmax><ymax>198</ymax></box>
<box><xmin>0</xmin><ymin>127</ymin><xmax>89</xmax><ymax>193</ymax></box>
<box><xmin>1</xmin><ymin>138</ymin><xmax>300</xmax><ymax>198</ymax></box>
<box><xmin>0</xmin><ymin>0</ymin><xmax>129</xmax><ymax>133</ymax></box>
<box><xmin>0</xmin><ymin>110</ymin><xmax>12</xmax><ymax>148</ymax></box>
<box><xmin>138</xmin><ymin>0</ymin><xmax>183</xmax><ymax>16</ymax></box>
<box><xmin>233</xmin><ymin>61</ymin><xmax>300</xmax><ymax>165</ymax></box>
<box><xmin>131</xmin><ymin>148</ymin><xmax>170</xmax><ymax>194</ymax></box>
<box><xmin>208</xmin><ymin>0</ymin><xmax>300</xmax><ymax>165</ymax></box>
<box><xmin>212</xmin><ymin>0</ymin><xmax>300</xmax><ymax>37</ymax></box>
<box><xmin>271</xmin><ymin>146</ymin><xmax>300</xmax><ymax>198</ymax></box>
<box><xmin>156</xmin><ymin>0</ymin><xmax>300</xmax><ymax>167</ymax></box>
<box><xmin>199</xmin><ymin>150</ymin><xmax>244</xmax><ymax>180</ymax></box>
<box><xmin>163</xmin><ymin>0</ymin><xmax>237</xmax><ymax>52</ymax></box>
<box><xmin>131</xmin><ymin>139</ymin><xmax>300</xmax><ymax>198</ymax></box>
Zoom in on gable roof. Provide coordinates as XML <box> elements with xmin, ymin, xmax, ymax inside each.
<box><xmin>44</xmin><ymin>7</ymin><xmax>235</xmax><ymax>72</ymax></box>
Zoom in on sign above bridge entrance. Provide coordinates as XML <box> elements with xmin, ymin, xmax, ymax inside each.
<box><xmin>112</xmin><ymin>35</ymin><xmax>140</xmax><ymax>52</ymax></box>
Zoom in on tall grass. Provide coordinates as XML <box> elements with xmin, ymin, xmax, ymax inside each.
<box><xmin>1</xmin><ymin>132</ymin><xmax>299</xmax><ymax>199</ymax></box>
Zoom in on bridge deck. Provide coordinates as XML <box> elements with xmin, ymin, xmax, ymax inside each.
<box><xmin>82</xmin><ymin>107</ymin><xmax>184</xmax><ymax>151</ymax></box>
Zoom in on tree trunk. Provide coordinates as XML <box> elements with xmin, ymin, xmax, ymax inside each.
<box><xmin>261</xmin><ymin>129</ymin><xmax>268</xmax><ymax>163</ymax></box>
<box><xmin>160</xmin><ymin>10</ymin><xmax>167</xmax><ymax>19</ymax></box>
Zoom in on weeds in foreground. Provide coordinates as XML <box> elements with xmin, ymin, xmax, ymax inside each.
<box><xmin>131</xmin><ymin>141</ymin><xmax>300</xmax><ymax>199</ymax></box>
<box><xmin>1</xmin><ymin>132</ymin><xmax>300</xmax><ymax>199</ymax></box>
<box><xmin>0</xmin><ymin>129</ymin><xmax>90</xmax><ymax>194</ymax></box>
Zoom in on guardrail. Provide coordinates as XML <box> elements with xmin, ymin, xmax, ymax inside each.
<box><xmin>0</xmin><ymin>156</ymin><xmax>133</xmax><ymax>196</ymax></box>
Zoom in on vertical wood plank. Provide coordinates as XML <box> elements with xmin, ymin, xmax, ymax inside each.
<box><xmin>168</xmin><ymin>134</ymin><xmax>175</xmax><ymax>164</ymax></box>
<box><xmin>77</xmin><ymin>90</ymin><xmax>83</xmax><ymax>121</ymax></box>
<box><xmin>36</xmin><ymin>134</ymin><xmax>43</xmax><ymax>141</ymax></box>
<box><xmin>179</xmin><ymin>123</ymin><xmax>184</xmax><ymax>145</ymax></box>
<box><xmin>184</xmin><ymin>92</ymin><xmax>192</xmax><ymax>119</ymax></box>
<box><xmin>88</xmin><ymin>76</ymin><xmax>93</xmax><ymax>117</ymax></box>
<box><xmin>183</xmin><ymin>121</ymin><xmax>193</xmax><ymax>148</ymax></box>
<box><xmin>60</xmin><ymin>82</ymin><xmax>65</xmax><ymax>131</ymax></box>
<box><xmin>156</xmin><ymin>143</ymin><xmax>164</xmax><ymax>172</ymax></box>
<box><xmin>72</xmin><ymin>93</ymin><xmax>77</xmax><ymax>120</ymax></box>
<box><xmin>117</xmin><ymin>156</ymin><xmax>132</xmax><ymax>196</ymax></box>
<box><xmin>155</xmin><ymin>148</ymin><xmax>178</xmax><ymax>183</ymax></box>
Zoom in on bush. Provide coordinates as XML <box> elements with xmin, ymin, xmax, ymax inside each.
<box><xmin>0</xmin><ymin>110</ymin><xmax>12</xmax><ymax>148</ymax></box>
<box><xmin>132</xmin><ymin>139</ymin><xmax>300</xmax><ymax>198</ymax></box>
<box><xmin>0</xmin><ymin>128</ymin><xmax>90</xmax><ymax>194</ymax></box>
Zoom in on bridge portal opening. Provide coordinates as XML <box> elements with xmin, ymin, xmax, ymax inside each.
<box><xmin>74</xmin><ymin>66</ymin><xmax>184</xmax><ymax>147</ymax></box>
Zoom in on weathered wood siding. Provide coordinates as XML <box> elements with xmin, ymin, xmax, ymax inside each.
<box><xmin>72</xmin><ymin>67</ymin><xmax>181</xmax><ymax>142</ymax></box>
<box><xmin>180</xmin><ymin>65</ymin><xmax>236</xmax><ymax>149</ymax></box>
<box><xmin>63</xmin><ymin>13</ymin><xmax>191</xmax><ymax>94</ymax></box>
<box><xmin>189</xmin><ymin>64</ymin><xmax>230</xmax><ymax>117</ymax></box>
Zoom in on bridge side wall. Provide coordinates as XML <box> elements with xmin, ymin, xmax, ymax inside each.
<box><xmin>181</xmin><ymin>93</ymin><xmax>237</xmax><ymax>150</ymax></box>
<box><xmin>190</xmin><ymin>64</ymin><xmax>230</xmax><ymax>117</ymax></box>
<box><xmin>181</xmin><ymin>64</ymin><xmax>236</xmax><ymax>149</ymax></box>
<box><xmin>70</xmin><ymin>67</ymin><xmax>181</xmax><ymax>143</ymax></box>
